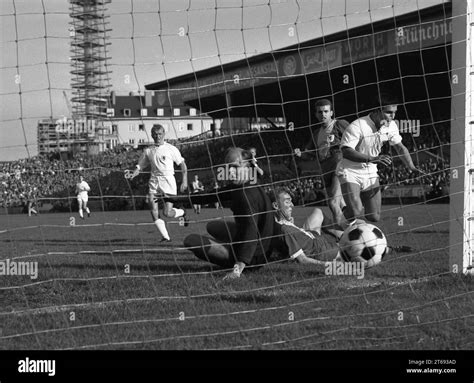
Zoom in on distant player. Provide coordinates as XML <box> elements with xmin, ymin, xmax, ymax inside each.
<box><xmin>300</xmin><ymin>99</ymin><xmax>349</xmax><ymax>228</ymax></box>
<box><xmin>76</xmin><ymin>175</ymin><xmax>91</xmax><ymax>219</ymax></box>
<box><xmin>337</xmin><ymin>95</ymin><xmax>424</xmax><ymax>224</ymax></box>
<box><xmin>213</xmin><ymin>181</ymin><xmax>221</xmax><ymax>209</ymax></box>
<box><xmin>249</xmin><ymin>147</ymin><xmax>264</xmax><ymax>178</ymax></box>
<box><xmin>27</xmin><ymin>187</ymin><xmax>38</xmax><ymax>217</ymax></box>
<box><xmin>191</xmin><ymin>174</ymin><xmax>204</xmax><ymax>214</ymax></box>
<box><xmin>128</xmin><ymin>124</ymin><xmax>188</xmax><ymax>242</ymax></box>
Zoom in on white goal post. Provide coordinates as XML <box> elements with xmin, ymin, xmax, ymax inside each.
<box><xmin>450</xmin><ymin>0</ymin><xmax>473</xmax><ymax>275</ymax></box>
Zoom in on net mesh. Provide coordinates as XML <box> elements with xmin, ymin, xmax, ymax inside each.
<box><xmin>0</xmin><ymin>0</ymin><xmax>472</xmax><ymax>350</ymax></box>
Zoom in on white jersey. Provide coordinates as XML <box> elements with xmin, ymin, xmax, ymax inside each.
<box><xmin>137</xmin><ymin>143</ymin><xmax>184</xmax><ymax>177</ymax></box>
<box><xmin>339</xmin><ymin>115</ymin><xmax>402</xmax><ymax>171</ymax></box>
<box><xmin>138</xmin><ymin>142</ymin><xmax>184</xmax><ymax>195</ymax></box>
<box><xmin>76</xmin><ymin>181</ymin><xmax>90</xmax><ymax>199</ymax></box>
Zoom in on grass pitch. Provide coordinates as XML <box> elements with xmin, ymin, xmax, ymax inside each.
<box><xmin>0</xmin><ymin>204</ymin><xmax>472</xmax><ymax>350</ymax></box>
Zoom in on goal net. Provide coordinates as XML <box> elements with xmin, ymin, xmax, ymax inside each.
<box><xmin>0</xmin><ymin>0</ymin><xmax>472</xmax><ymax>354</ymax></box>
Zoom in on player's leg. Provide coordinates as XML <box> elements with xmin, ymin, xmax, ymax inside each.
<box><xmin>302</xmin><ymin>208</ymin><xmax>324</xmax><ymax>234</ymax></box>
<box><xmin>161</xmin><ymin>177</ymin><xmax>187</xmax><ymax>222</ymax></box>
<box><xmin>326</xmin><ymin>174</ymin><xmax>346</xmax><ymax>228</ymax></box>
<box><xmin>83</xmin><ymin>200</ymin><xmax>91</xmax><ymax>217</ymax></box>
<box><xmin>163</xmin><ymin>202</ymin><xmax>186</xmax><ymax>218</ymax></box>
<box><xmin>149</xmin><ymin>192</ymin><xmax>171</xmax><ymax>241</ymax></box>
<box><xmin>183</xmin><ymin>234</ymin><xmax>235</xmax><ymax>268</ymax></box>
<box><xmin>163</xmin><ymin>202</ymin><xmax>188</xmax><ymax>228</ymax></box>
<box><xmin>78</xmin><ymin>198</ymin><xmax>84</xmax><ymax>219</ymax></box>
<box><xmin>303</xmin><ymin>208</ymin><xmax>344</xmax><ymax>239</ymax></box>
<box><xmin>340</xmin><ymin>181</ymin><xmax>364</xmax><ymax>224</ymax></box>
<box><xmin>360</xmin><ymin>179</ymin><xmax>382</xmax><ymax>222</ymax></box>
<box><xmin>206</xmin><ymin>221</ymin><xmax>237</xmax><ymax>243</ymax></box>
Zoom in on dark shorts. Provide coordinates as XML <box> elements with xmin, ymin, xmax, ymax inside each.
<box><xmin>309</xmin><ymin>231</ymin><xmax>340</xmax><ymax>261</ymax></box>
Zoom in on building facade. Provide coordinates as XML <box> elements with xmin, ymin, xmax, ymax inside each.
<box><xmin>105</xmin><ymin>91</ymin><xmax>222</xmax><ymax>147</ymax></box>
<box><xmin>37</xmin><ymin>90</ymin><xmax>222</xmax><ymax>156</ymax></box>
<box><xmin>37</xmin><ymin>117</ymin><xmax>117</xmax><ymax>157</ymax></box>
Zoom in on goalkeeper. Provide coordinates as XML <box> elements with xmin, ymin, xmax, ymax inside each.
<box><xmin>164</xmin><ymin>147</ymin><xmax>279</xmax><ymax>280</ymax></box>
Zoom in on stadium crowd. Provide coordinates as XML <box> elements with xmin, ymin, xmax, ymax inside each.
<box><xmin>0</xmin><ymin>121</ymin><xmax>450</xmax><ymax>210</ymax></box>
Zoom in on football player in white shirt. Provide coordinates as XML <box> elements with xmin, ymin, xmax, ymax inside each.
<box><xmin>337</xmin><ymin>96</ymin><xmax>423</xmax><ymax>224</ymax></box>
<box><xmin>128</xmin><ymin>124</ymin><xmax>188</xmax><ymax>242</ymax></box>
<box><xmin>76</xmin><ymin>175</ymin><xmax>91</xmax><ymax>219</ymax></box>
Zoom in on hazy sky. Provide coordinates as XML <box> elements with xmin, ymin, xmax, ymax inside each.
<box><xmin>0</xmin><ymin>0</ymin><xmax>447</xmax><ymax>161</ymax></box>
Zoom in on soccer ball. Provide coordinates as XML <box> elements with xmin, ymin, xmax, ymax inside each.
<box><xmin>338</xmin><ymin>222</ymin><xmax>388</xmax><ymax>268</ymax></box>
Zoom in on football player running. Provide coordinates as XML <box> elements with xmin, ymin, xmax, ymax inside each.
<box><xmin>128</xmin><ymin>124</ymin><xmax>189</xmax><ymax>242</ymax></box>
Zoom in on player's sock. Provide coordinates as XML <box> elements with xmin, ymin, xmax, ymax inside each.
<box><xmin>86</xmin><ymin>208</ymin><xmax>91</xmax><ymax>217</ymax></box>
<box><xmin>154</xmin><ymin>218</ymin><xmax>170</xmax><ymax>240</ymax></box>
<box><xmin>79</xmin><ymin>209</ymin><xmax>84</xmax><ymax>219</ymax></box>
<box><xmin>172</xmin><ymin>208</ymin><xmax>185</xmax><ymax>218</ymax></box>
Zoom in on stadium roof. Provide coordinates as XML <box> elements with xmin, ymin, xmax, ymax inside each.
<box><xmin>145</xmin><ymin>3</ymin><xmax>452</xmax><ymax>120</ymax></box>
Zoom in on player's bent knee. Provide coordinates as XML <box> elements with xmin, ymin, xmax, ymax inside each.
<box><xmin>310</xmin><ymin>208</ymin><xmax>323</xmax><ymax>219</ymax></box>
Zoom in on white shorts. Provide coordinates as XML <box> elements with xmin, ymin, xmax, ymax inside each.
<box><xmin>149</xmin><ymin>175</ymin><xmax>177</xmax><ymax>196</ymax></box>
<box><xmin>336</xmin><ymin>165</ymin><xmax>379</xmax><ymax>191</ymax></box>
<box><xmin>77</xmin><ymin>195</ymin><xmax>88</xmax><ymax>203</ymax></box>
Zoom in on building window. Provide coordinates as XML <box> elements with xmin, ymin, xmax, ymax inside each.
<box><xmin>129</xmin><ymin>139</ymin><xmax>135</xmax><ymax>145</ymax></box>
<box><xmin>128</xmin><ymin>125</ymin><xmax>135</xmax><ymax>132</ymax></box>
<box><xmin>139</xmin><ymin>124</ymin><xmax>145</xmax><ymax>131</ymax></box>
<box><xmin>123</xmin><ymin>108</ymin><xmax>131</xmax><ymax>117</ymax></box>
<box><xmin>138</xmin><ymin>139</ymin><xmax>145</xmax><ymax>144</ymax></box>
<box><xmin>140</xmin><ymin>108</ymin><xmax>148</xmax><ymax>117</ymax></box>
<box><xmin>157</xmin><ymin>108</ymin><xmax>164</xmax><ymax>116</ymax></box>
<box><xmin>173</xmin><ymin>108</ymin><xmax>180</xmax><ymax>116</ymax></box>
<box><xmin>107</xmin><ymin>108</ymin><xmax>115</xmax><ymax>117</ymax></box>
<box><xmin>189</xmin><ymin>108</ymin><xmax>196</xmax><ymax>116</ymax></box>
<box><xmin>187</xmin><ymin>123</ymin><xmax>193</xmax><ymax>131</ymax></box>
<box><xmin>112</xmin><ymin>124</ymin><xmax>117</xmax><ymax>133</ymax></box>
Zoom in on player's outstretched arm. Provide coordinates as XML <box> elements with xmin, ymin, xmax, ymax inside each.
<box><xmin>127</xmin><ymin>150</ymin><xmax>150</xmax><ymax>180</ymax></box>
<box><xmin>392</xmin><ymin>142</ymin><xmax>426</xmax><ymax>175</ymax></box>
